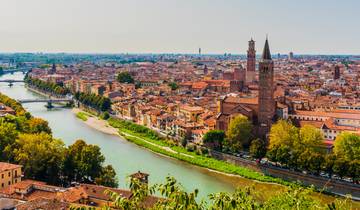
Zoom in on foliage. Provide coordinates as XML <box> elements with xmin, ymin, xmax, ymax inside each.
<box><xmin>0</xmin><ymin>119</ymin><xmax>18</xmax><ymax>161</ymax></box>
<box><xmin>202</xmin><ymin>130</ymin><xmax>225</xmax><ymax>151</ymax></box>
<box><xmin>333</xmin><ymin>132</ymin><xmax>360</xmax><ymax>161</ymax></box>
<box><xmin>0</xmin><ymin>92</ymin><xmax>28</xmax><ymax>116</ymax></box>
<box><xmin>108</xmin><ymin>117</ymin><xmax>288</xmax><ymax>186</ymax></box>
<box><xmin>13</xmin><ymin>133</ymin><xmax>65</xmax><ymax>184</ymax></box>
<box><xmin>95</xmin><ymin>165</ymin><xmax>119</xmax><ymax>188</ymax></box>
<box><xmin>63</xmin><ymin>139</ymin><xmax>107</xmax><ymax>184</ymax></box>
<box><xmin>74</xmin><ymin>92</ymin><xmax>111</xmax><ymax>111</ymax></box>
<box><xmin>0</xmin><ymin>93</ymin><xmax>117</xmax><ymax>187</ymax></box>
<box><xmin>100</xmin><ymin>111</ymin><xmax>110</xmax><ymax>120</ymax></box>
<box><xmin>117</xmin><ymin>71</ymin><xmax>134</xmax><ymax>83</ymax></box>
<box><xmin>76</xmin><ymin>111</ymin><xmax>89</xmax><ymax>121</ymax></box>
<box><xmin>168</xmin><ymin>82</ymin><xmax>178</xmax><ymax>90</ymax></box>
<box><xmin>226</xmin><ymin>114</ymin><xmax>253</xmax><ymax>150</ymax></box>
<box><xmin>250</xmin><ymin>139</ymin><xmax>267</xmax><ymax>159</ymax></box>
<box><xmin>25</xmin><ymin>77</ymin><xmax>70</xmax><ymax>96</ymax></box>
<box><xmin>108</xmin><ymin>117</ymin><xmax>163</xmax><ymax>141</ymax></box>
<box><xmin>94</xmin><ymin>176</ymin><xmax>347</xmax><ymax>210</ymax></box>
<box><xmin>26</xmin><ymin>117</ymin><xmax>52</xmax><ymax>134</ymax></box>
<box><xmin>267</xmin><ymin>121</ymin><xmax>325</xmax><ymax>170</ymax></box>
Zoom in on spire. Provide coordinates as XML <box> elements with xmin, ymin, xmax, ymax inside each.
<box><xmin>262</xmin><ymin>38</ymin><xmax>271</xmax><ymax>60</ymax></box>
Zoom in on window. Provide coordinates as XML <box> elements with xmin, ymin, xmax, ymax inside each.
<box><xmin>1</xmin><ymin>174</ymin><xmax>3</xmax><ymax>179</ymax></box>
<box><xmin>15</xmin><ymin>171</ymin><xmax>17</xmax><ymax>177</ymax></box>
<box><xmin>15</xmin><ymin>179</ymin><xmax>17</xmax><ymax>183</ymax></box>
<box><xmin>8</xmin><ymin>172</ymin><xmax>10</xmax><ymax>177</ymax></box>
<box><xmin>8</xmin><ymin>181</ymin><xmax>10</xmax><ymax>185</ymax></box>
<box><xmin>1</xmin><ymin>183</ymin><xmax>3</xmax><ymax>187</ymax></box>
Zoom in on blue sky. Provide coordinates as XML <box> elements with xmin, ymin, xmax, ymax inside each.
<box><xmin>1</xmin><ymin>0</ymin><xmax>359</xmax><ymax>54</ymax></box>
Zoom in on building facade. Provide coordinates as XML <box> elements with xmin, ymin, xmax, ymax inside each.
<box><xmin>258</xmin><ymin>39</ymin><xmax>275</xmax><ymax>136</ymax></box>
<box><xmin>246</xmin><ymin>39</ymin><xmax>256</xmax><ymax>84</ymax></box>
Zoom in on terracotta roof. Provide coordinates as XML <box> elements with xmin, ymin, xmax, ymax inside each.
<box><xmin>0</xmin><ymin>162</ymin><xmax>21</xmax><ymax>172</ymax></box>
<box><xmin>294</xmin><ymin>110</ymin><xmax>360</xmax><ymax>120</ymax></box>
<box><xmin>16</xmin><ymin>198</ymin><xmax>69</xmax><ymax>210</ymax></box>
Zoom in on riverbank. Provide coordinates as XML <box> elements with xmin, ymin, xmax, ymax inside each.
<box><xmin>72</xmin><ymin>109</ymin><xmax>360</xmax><ymax>206</ymax></box>
<box><xmin>72</xmin><ymin>108</ymin><xmax>284</xmax><ymax>183</ymax></box>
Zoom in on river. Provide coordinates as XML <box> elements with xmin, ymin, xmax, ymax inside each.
<box><xmin>1</xmin><ymin>72</ymin><xmax>352</xmax><ymax>205</ymax></box>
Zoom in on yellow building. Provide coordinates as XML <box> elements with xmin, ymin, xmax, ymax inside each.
<box><xmin>178</xmin><ymin>105</ymin><xmax>204</xmax><ymax>122</ymax></box>
<box><xmin>0</xmin><ymin>162</ymin><xmax>22</xmax><ymax>189</ymax></box>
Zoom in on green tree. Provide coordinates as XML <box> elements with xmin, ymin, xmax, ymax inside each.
<box><xmin>209</xmin><ymin>187</ymin><xmax>260</xmax><ymax>210</ymax></box>
<box><xmin>95</xmin><ymin>165</ymin><xmax>119</xmax><ymax>188</ymax></box>
<box><xmin>333</xmin><ymin>132</ymin><xmax>360</xmax><ymax>161</ymax></box>
<box><xmin>27</xmin><ymin>117</ymin><xmax>52</xmax><ymax>134</ymax></box>
<box><xmin>0</xmin><ymin>119</ymin><xmax>18</xmax><ymax>161</ymax></box>
<box><xmin>347</xmin><ymin>160</ymin><xmax>360</xmax><ymax>183</ymax></box>
<box><xmin>333</xmin><ymin>158</ymin><xmax>348</xmax><ymax>179</ymax></box>
<box><xmin>322</xmin><ymin>154</ymin><xmax>336</xmax><ymax>178</ymax></box>
<box><xmin>264</xmin><ymin>187</ymin><xmax>321</xmax><ymax>210</ymax></box>
<box><xmin>226</xmin><ymin>115</ymin><xmax>253</xmax><ymax>151</ymax></box>
<box><xmin>117</xmin><ymin>72</ymin><xmax>134</xmax><ymax>83</ymax></box>
<box><xmin>100</xmin><ymin>111</ymin><xmax>110</xmax><ymax>120</ymax></box>
<box><xmin>202</xmin><ymin>130</ymin><xmax>225</xmax><ymax>151</ymax></box>
<box><xmin>268</xmin><ymin>120</ymin><xmax>299</xmax><ymax>151</ymax></box>
<box><xmin>168</xmin><ymin>82</ymin><xmax>178</xmax><ymax>90</ymax></box>
<box><xmin>13</xmin><ymin>133</ymin><xmax>65</xmax><ymax>184</ymax></box>
<box><xmin>63</xmin><ymin>140</ymin><xmax>109</xmax><ymax>185</ymax></box>
<box><xmin>249</xmin><ymin>139</ymin><xmax>267</xmax><ymax>159</ymax></box>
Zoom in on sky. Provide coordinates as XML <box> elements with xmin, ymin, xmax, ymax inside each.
<box><xmin>1</xmin><ymin>0</ymin><xmax>359</xmax><ymax>54</ymax></box>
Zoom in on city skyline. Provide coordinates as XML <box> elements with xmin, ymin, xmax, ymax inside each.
<box><xmin>1</xmin><ymin>0</ymin><xmax>360</xmax><ymax>54</ymax></box>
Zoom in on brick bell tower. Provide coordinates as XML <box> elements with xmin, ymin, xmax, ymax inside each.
<box><xmin>258</xmin><ymin>38</ymin><xmax>275</xmax><ymax>137</ymax></box>
<box><xmin>246</xmin><ymin>38</ymin><xmax>256</xmax><ymax>84</ymax></box>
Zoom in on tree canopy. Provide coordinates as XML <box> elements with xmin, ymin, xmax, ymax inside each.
<box><xmin>226</xmin><ymin>114</ymin><xmax>253</xmax><ymax>150</ymax></box>
<box><xmin>333</xmin><ymin>132</ymin><xmax>360</xmax><ymax>161</ymax></box>
<box><xmin>202</xmin><ymin>130</ymin><xmax>225</xmax><ymax>151</ymax></box>
<box><xmin>117</xmin><ymin>72</ymin><xmax>134</xmax><ymax>83</ymax></box>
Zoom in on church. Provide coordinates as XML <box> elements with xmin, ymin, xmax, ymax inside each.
<box><xmin>216</xmin><ymin>38</ymin><xmax>278</xmax><ymax>138</ymax></box>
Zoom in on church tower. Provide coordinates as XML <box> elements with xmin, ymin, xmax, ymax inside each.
<box><xmin>246</xmin><ymin>38</ymin><xmax>256</xmax><ymax>83</ymax></box>
<box><xmin>258</xmin><ymin>38</ymin><xmax>275</xmax><ymax>137</ymax></box>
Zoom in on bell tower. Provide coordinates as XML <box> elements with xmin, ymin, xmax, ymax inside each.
<box><xmin>246</xmin><ymin>38</ymin><xmax>256</xmax><ymax>83</ymax></box>
<box><xmin>258</xmin><ymin>38</ymin><xmax>275</xmax><ymax>137</ymax></box>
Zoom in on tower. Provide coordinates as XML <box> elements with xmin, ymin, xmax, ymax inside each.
<box><xmin>49</xmin><ymin>63</ymin><xmax>56</xmax><ymax>74</ymax></box>
<box><xmin>258</xmin><ymin>38</ymin><xmax>275</xmax><ymax>137</ymax></box>
<box><xmin>246</xmin><ymin>38</ymin><xmax>256</xmax><ymax>83</ymax></box>
<box><xmin>334</xmin><ymin>65</ymin><xmax>340</xmax><ymax>80</ymax></box>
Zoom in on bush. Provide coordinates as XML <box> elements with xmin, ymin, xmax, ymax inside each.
<box><xmin>101</xmin><ymin>111</ymin><xmax>110</xmax><ymax>120</ymax></box>
<box><xmin>186</xmin><ymin>143</ymin><xmax>196</xmax><ymax>152</ymax></box>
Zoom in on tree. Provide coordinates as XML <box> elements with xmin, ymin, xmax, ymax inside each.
<box><xmin>226</xmin><ymin>115</ymin><xmax>253</xmax><ymax>151</ymax></box>
<box><xmin>268</xmin><ymin>120</ymin><xmax>299</xmax><ymax>151</ymax></box>
<box><xmin>0</xmin><ymin>120</ymin><xmax>18</xmax><ymax>161</ymax></box>
<box><xmin>249</xmin><ymin>139</ymin><xmax>266</xmax><ymax>159</ymax></box>
<box><xmin>27</xmin><ymin>117</ymin><xmax>52</xmax><ymax>134</ymax></box>
<box><xmin>333</xmin><ymin>132</ymin><xmax>360</xmax><ymax>161</ymax></box>
<box><xmin>63</xmin><ymin>140</ymin><xmax>108</xmax><ymax>184</ymax></box>
<box><xmin>264</xmin><ymin>187</ymin><xmax>321</xmax><ymax>210</ymax></box>
<box><xmin>202</xmin><ymin>130</ymin><xmax>225</xmax><ymax>150</ymax></box>
<box><xmin>95</xmin><ymin>165</ymin><xmax>119</xmax><ymax>188</ymax></box>
<box><xmin>100</xmin><ymin>111</ymin><xmax>110</xmax><ymax>120</ymax></box>
<box><xmin>209</xmin><ymin>187</ymin><xmax>260</xmax><ymax>209</ymax></box>
<box><xmin>299</xmin><ymin>125</ymin><xmax>324</xmax><ymax>150</ymax></box>
<box><xmin>13</xmin><ymin>133</ymin><xmax>65</xmax><ymax>184</ymax></box>
<box><xmin>117</xmin><ymin>72</ymin><xmax>134</xmax><ymax>83</ymax></box>
<box><xmin>347</xmin><ymin>160</ymin><xmax>360</xmax><ymax>183</ymax></box>
<box><xmin>168</xmin><ymin>82</ymin><xmax>178</xmax><ymax>90</ymax></box>
<box><xmin>333</xmin><ymin>158</ymin><xmax>348</xmax><ymax>179</ymax></box>
<box><xmin>322</xmin><ymin>154</ymin><xmax>336</xmax><ymax>178</ymax></box>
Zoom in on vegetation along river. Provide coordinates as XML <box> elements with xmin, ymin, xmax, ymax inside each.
<box><xmin>1</xmin><ymin>72</ymin><xmax>355</xmax><ymax>205</ymax></box>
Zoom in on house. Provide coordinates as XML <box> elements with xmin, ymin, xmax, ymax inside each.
<box><xmin>0</xmin><ymin>162</ymin><xmax>22</xmax><ymax>189</ymax></box>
